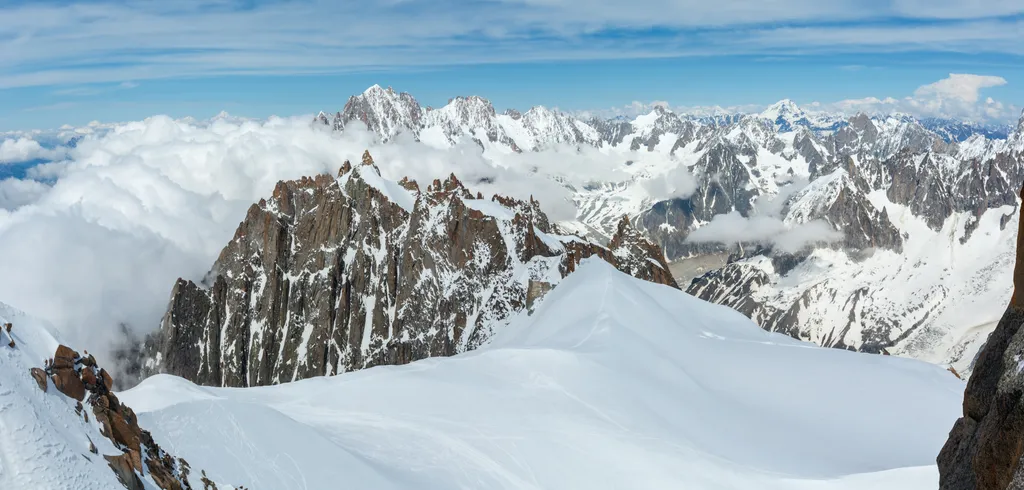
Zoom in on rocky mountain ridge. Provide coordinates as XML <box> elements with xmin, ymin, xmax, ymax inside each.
<box><xmin>313</xmin><ymin>84</ymin><xmax>1024</xmax><ymax>375</ymax></box>
<box><xmin>140</xmin><ymin>151</ymin><xmax>677</xmax><ymax>387</ymax></box>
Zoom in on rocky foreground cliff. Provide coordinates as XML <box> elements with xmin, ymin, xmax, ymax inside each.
<box><xmin>0</xmin><ymin>308</ymin><xmax>240</xmax><ymax>490</ymax></box>
<box><xmin>938</xmin><ymin>185</ymin><xmax>1024</xmax><ymax>490</ymax></box>
<box><xmin>141</xmin><ymin>151</ymin><xmax>677</xmax><ymax>387</ymax></box>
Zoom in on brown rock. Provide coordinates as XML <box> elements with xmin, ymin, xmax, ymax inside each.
<box><xmin>93</xmin><ymin>392</ymin><xmax>111</xmax><ymax>410</ymax></box>
<box><xmin>947</xmin><ymin>366</ymin><xmax>962</xmax><ymax>380</ymax></box>
<box><xmin>82</xmin><ymin>368</ymin><xmax>98</xmax><ymax>388</ymax></box>
<box><xmin>361</xmin><ymin>150</ymin><xmax>374</xmax><ymax>165</ymax></box>
<box><xmin>4</xmin><ymin>322</ymin><xmax>10</xmax><ymax>332</ymax></box>
<box><xmin>105</xmin><ymin>453</ymin><xmax>144</xmax><ymax>490</ymax></box>
<box><xmin>99</xmin><ymin>368</ymin><xmax>114</xmax><ymax>391</ymax></box>
<box><xmin>51</xmin><ymin>368</ymin><xmax>85</xmax><ymax>401</ymax></box>
<box><xmin>147</xmin><ymin>458</ymin><xmax>185</xmax><ymax>490</ymax></box>
<box><xmin>88</xmin><ymin>437</ymin><xmax>97</xmax><ymax>454</ymax></box>
<box><xmin>29</xmin><ymin>367</ymin><xmax>47</xmax><ymax>392</ymax></box>
<box><xmin>95</xmin><ymin>411</ymin><xmax>111</xmax><ymax>438</ymax></box>
<box><xmin>52</xmin><ymin>344</ymin><xmax>79</xmax><ymax>369</ymax></box>
<box><xmin>107</xmin><ymin>410</ymin><xmax>142</xmax><ymax>453</ymax></box>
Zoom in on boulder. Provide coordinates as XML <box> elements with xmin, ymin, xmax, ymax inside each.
<box><xmin>52</xmin><ymin>344</ymin><xmax>79</xmax><ymax>369</ymax></box>
<box><xmin>29</xmin><ymin>367</ymin><xmax>47</xmax><ymax>392</ymax></box>
<box><xmin>50</xmin><ymin>368</ymin><xmax>85</xmax><ymax>401</ymax></box>
<box><xmin>99</xmin><ymin>368</ymin><xmax>114</xmax><ymax>391</ymax></box>
<box><xmin>104</xmin><ymin>453</ymin><xmax>144</xmax><ymax>490</ymax></box>
<box><xmin>82</xmin><ymin>368</ymin><xmax>98</xmax><ymax>388</ymax></box>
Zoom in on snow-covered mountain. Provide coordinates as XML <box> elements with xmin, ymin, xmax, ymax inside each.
<box><xmin>313</xmin><ymin>85</ymin><xmax>1024</xmax><ymax>375</ymax></box>
<box><xmin>756</xmin><ymin>99</ymin><xmax>848</xmax><ymax>133</ymax></box>
<box><xmin>122</xmin><ymin>259</ymin><xmax>963</xmax><ymax>489</ymax></box>
<box><xmin>919</xmin><ymin>117</ymin><xmax>1013</xmax><ymax>143</ymax></box>
<box><xmin>140</xmin><ymin>152</ymin><xmax>677</xmax><ymax>387</ymax></box>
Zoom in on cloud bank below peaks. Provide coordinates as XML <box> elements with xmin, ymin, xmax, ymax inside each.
<box><xmin>686</xmin><ymin>179</ymin><xmax>842</xmax><ymax>254</ymax></box>
<box><xmin>0</xmin><ymin>113</ymin><xmax>673</xmax><ymax>364</ymax></box>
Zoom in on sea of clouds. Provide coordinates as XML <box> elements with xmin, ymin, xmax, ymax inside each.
<box><xmin>0</xmin><ymin>115</ymin><xmax>688</xmax><ymax>363</ymax></box>
<box><xmin>0</xmin><ymin>114</ymin><xmax>842</xmax><ymax>367</ymax></box>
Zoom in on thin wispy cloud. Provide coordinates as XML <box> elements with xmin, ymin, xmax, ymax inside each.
<box><xmin>0</xmin><ymin>1</ymin><xmax>1021</xmax><ymax>89</ymax></box>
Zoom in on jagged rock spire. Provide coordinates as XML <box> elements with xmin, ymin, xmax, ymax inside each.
<box><xmin>141</xmin><ymin>163</ymin><xmax>679</xmax><ymax>388</ymax></box>
<box><xmin>361</xmin><ymin>150</ymin><xmax>374</xmax><ymax>166</ymax></box>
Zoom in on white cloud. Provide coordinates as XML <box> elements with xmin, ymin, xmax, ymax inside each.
<box><xmin>823</xmin><ymin>73</ymin><xmax>1018</xmax><ymax>123</ymax></box>
<box><xmin>686</xmin><ymin>211</ymin><xmax>841</xmax><ymax>253</ymax></box>
<box><xmin>686</xmin><ymin>178</ymin><xmax>842</xmax><ymax>253</ymax></box>
<box><xmin>913</xmin><ymin>74</ymin><xmax>1006</xmax><ymax>103</ymax></box>
<box><xmin>0</xmin><ymin>137</ymin><xmax>64</xmax><ymax>163</ymax></box>
<box><xmin>0</xmin><ymin>114</ymin><xmax>659</xmax><ymax>363</ymax></box>
<box><xmin>640</xmin><ymin>166</ymin><xmax>699</xmax><ymax>202</ymax></box>
<box><xmin>0</xmin><ymin>178</ymin><xmax>49</xmax><ymax>210</ymax></box>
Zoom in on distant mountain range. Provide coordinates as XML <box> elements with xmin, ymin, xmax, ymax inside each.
<box><xmin>312</xmin><ymin>85</ymin><xmax>1024</xmax><ymax>376</ymax></box>
<box><xmin>316</xmin><ymin>86</ymin><xmax>1014</xmax><ymax>148</ymax></box>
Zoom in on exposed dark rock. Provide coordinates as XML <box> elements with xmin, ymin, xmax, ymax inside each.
<box><xmin>938</xmin><ymin>185</ymin><xmax>1024</xmax><ymax>489</ymax></box>
<box><xmin>608</xmin><ymin>216</ymin><xmax>679</xmax><ymax>288</ymax></box>
<box><xmin>142</xmin><ymin>154</ymin><xmax>678</xmax><ymax>387</ymax></box>
<box><xmin>38</xmin><ymin>344</ymin><xmax>214</xmax><ymax>490</ymax></box>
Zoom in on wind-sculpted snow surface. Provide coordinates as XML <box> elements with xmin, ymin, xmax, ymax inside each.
<box><xmin>123</xmin><ymin>260</ymin><xmax>963</xmax><ymax>490</ymax></box>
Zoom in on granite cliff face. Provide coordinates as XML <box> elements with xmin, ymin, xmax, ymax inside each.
<box><xmin>141</xmin><ymin>152</ymin><xmax>677</xmax><ymax>387</ymax></box>
<box><xmin>938</xmin><ymin>185</ymin><xmax>1024</xmax><ymax>490</ymax></box>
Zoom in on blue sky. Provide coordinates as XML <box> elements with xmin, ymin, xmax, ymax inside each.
<box><xmin>1</xmin><ymin>1</ymin><xmax>1023</xmax><ymax>131</ymax></box>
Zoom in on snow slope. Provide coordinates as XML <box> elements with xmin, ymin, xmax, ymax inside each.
<box><xmin>122</xmin><ymin>259</ymin><xmax>963</xmax><ymax>490</ymax></box>
<box><xmin>0</xmin><ymin>304</ymin><xmax>127</xmax><ymax>490</ymax></box>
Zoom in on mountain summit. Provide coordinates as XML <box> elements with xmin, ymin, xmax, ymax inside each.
<box><xmin>141</xmin><ymin>153</ymin><xmax>677</xmax><ymax>387</ymax></box>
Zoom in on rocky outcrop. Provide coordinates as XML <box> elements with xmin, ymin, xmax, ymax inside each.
<box><xmin>141</xmin><ymin>152</ymin><xmax>678</xmax><ymax>388</ymax></box>
<box><xmin>609</xmin><ymin>216</ymin><xmax>678</xmax><ymax>288</ymax></box>
<box><xmin>938</xmin><ymin>185</ymin><xmax>1024</xmax><ymax>490</ymax></box>
<box><xmin>33</xmin><ymin>344</ymin><xmax>232</xmax><ymax>490</ymax></box>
